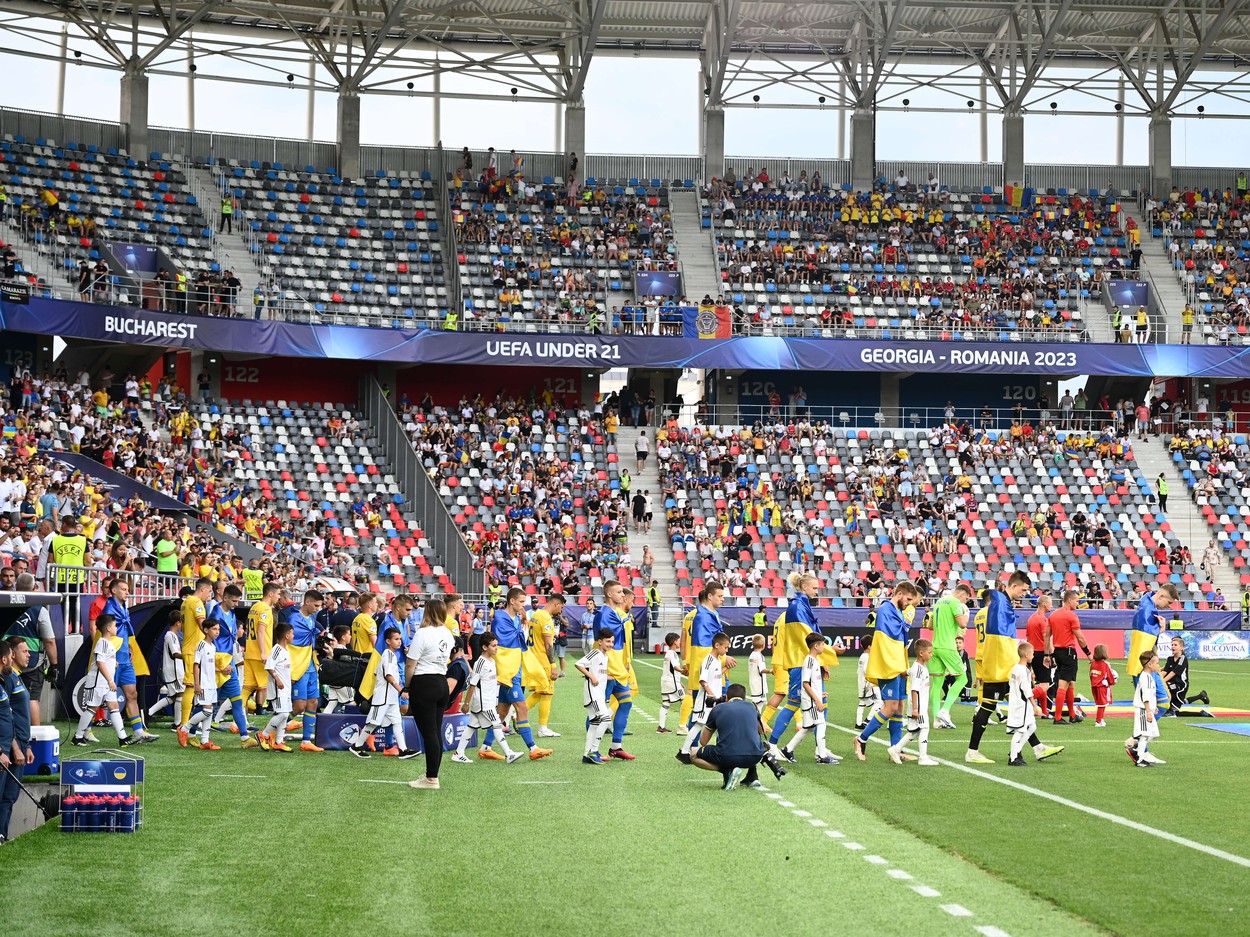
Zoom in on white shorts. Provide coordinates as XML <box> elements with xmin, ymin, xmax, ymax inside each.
<box><xmin>367</xmin><ymin>701</ymin><xmax>402</xmax><ymax>728</ymax></box>
<box><xmin>749</xmin><ymin>693</ymin><xmax>765</xmax><ymax>709</ymax></box>
<box><xmin>327</xmin><ymin>685</ymin><xmax>354</xmax><ymax>705</ymax></box>
<box><xmin>691</xmin><ymin>691</ymin><xmax>716</xmax><ymax>724</ymax></box>
<box><xmin>800</xmin><ymin>706</ymin><xmax>827</xmax><ymax>730</ymax></box>
<box><xmin>585</xmin><ymin>699</ymin><xmax>611</xmax><ymax>724</ymax></box>
<box><xmin>84</xmin><ymin>684</ymin><xmax>117</xmax><ymax>709</ymax></box>
<box><xmin>469</xmin><ymin>708</ymin><xmax>503</xmax><ymax>730</ymax></box>
<box><xmin>662</xmin><ymin>688</ymin><xmax>685</xmax><ymax>705</ymax></box>
<box><xmin>1134</xmin><ymin>710</ymin><xmax>1161</xmax><ymax>740</ymax></box>
<box><xmin>161</xmin><ymin>679</ymin><xmax>185</xmax><ymax>697</ymax></box>
<box><xmin>269</xmin><ymin>683</ymin><xmax>292</xmax><ymax>714</ymax></box>
<box><xmin>195</xmin><ymin>687</ymin><xmax>218</xmax><ymax>707</ymax></box>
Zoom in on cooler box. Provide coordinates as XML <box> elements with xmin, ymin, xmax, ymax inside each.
<box><xmin>25</xmin><ymin>725</ymin><xmax>60</xmax><ymax>777</ymax></box>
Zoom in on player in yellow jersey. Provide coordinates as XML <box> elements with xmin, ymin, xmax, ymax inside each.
<box><xmin>179</xmin><ymin>577</ymin><xmax>214</xmax><ymax>729</ymax></box>
<box><xmin>524</xmin><ymin>594</ymin><xmax>564</xmax><ymax>738</ymax></box>
<box><xmin>442</xmin><ymin>592</ymin><xmax>465</xmax><ymax>637</ymax></box>
<box><xmin>677</xmin><ymin>599</ymin><xmax>699</xmax><ymax>727</ymax></box>
<box><xmin>352</xmin><ymin>593</ymin><xmax>383</xmax><ymax>703</ymax></box>
<box><xmin>242</xmin><ymin>581</ymin><xmax>281</xmax><ymax>713</ymax></box>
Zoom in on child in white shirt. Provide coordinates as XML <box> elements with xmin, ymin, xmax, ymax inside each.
<box><xmin>178</xmin><ymin>619</ymin><xmax>222</xmax><ymax>751</ymax></box>
<box><xmin>890</xmin><ymin>639</ymin><xmax>936</xmax><ymax>766</ymax></box>
<box><xmin>679</xmin><ymin>633</ymin><xmax>729</xmax><ymax>757</ymax></box>
<box><xmin>747</xmin><ymin>634</ymin><xmax>771</xmax><ymax>715</ymax></box>
<box><xmin>780</xmin><ymin>632</ymin><xmax>840</xmax><ymax>764</ymax></box>
<box><xmin>72</xmin><ymin>613</ymin><xmax>134</xmax><ymax>746</ymax></box>
<box><xmin>349</xmin><ymin>627</ymin><xmax>416</xmax><ymax>759</ymax></box>
<box><xmin>260</xmin><ymin>622</ymin><xmax>294</xmax><ymax>752</ymax></box>
<box><xmin>146</xmin><ymin>609</ymin><xmax>184</xmax><ymax>727</ymax></box>
<box><xmin>657</xmin><ymin>631</ymin><xmax>686</xmax><ymax>733</ymax></box>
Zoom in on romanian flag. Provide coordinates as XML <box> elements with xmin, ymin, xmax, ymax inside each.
<box><xmin>685</xmin><ymin>605</ymin><xmax>725</xmax><ymax>690</ymax></box>
<box><xmin>1127</xmin><ymin>592</ymin><xmax>1162</xmax><ymax>677</ymax></box>
<box><xmin>684</xmin><ymin>303</ymin><xmax>733</xmax><ymax>339</ymax></box>
<box><xmin>492</xmin><ymin>609</ymin><xmax>526</xmax><ymax>684</ymax></box>
<box><xmin>865</xmin><ymin>600</ymin><xmax>908</xmax><ymax>683</ymax></box>
<box><xmin>1004</xmin><ymin>185</ymin><xmax>1024</xmax><ymax>208</ymax></box>
<box><xmin>977</xmin><ymin>589</ymin><xmax>1019</xmax><ymax>683</ymax></box>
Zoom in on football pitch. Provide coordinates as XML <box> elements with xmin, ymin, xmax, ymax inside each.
<box><xmin>7</xmin><ymin>658</ymin><xmax>1250</xmax><ymax>937</ymax></box>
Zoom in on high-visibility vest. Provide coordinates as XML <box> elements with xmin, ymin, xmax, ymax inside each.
<box><xmin>1112</xmin><ymin>309</ymin><xmax>1122</xmax><ymax>330</ymax></box>
<box><xmin>648</xmin><ymin>587</ymin><xmax>660</xmax><ymax>607</ymax></box>
<box><xmin>221</xmin><ymin>198</ymin><xmax>233</xmax><ymax>216</ymax></box>
<box><xmin>51</xmin><ymin>533</ymin><xmax>87</xmax><ymax>584</ymax></box>
<box><xmin>1241</xmin><ymin>592</ymin><xmax>1249</xmax><ymax>615</ymax></box>
<box><xmin>242</xmin><ymin>568</ymin><xmax>264</xmax><ymax>601</ymax></box>
<box><xmin>176</xmin><ymin>272</ymin><xmax>187</xmax><ymax>293</ymax></box>
<box><xmin>443</xmin><ymin>311</ymin><xmax>458</xmax><ymax>330</ymax></box>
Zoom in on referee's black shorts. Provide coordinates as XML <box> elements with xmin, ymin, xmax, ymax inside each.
<box><xmin>1031</xmin><ymin>655</ymin><xmax>1053</xmax><ymax>685</ymax></box>
<box><xmin>1052</xmin><ymin>646</ymin><xmax>1079</xmax><ymax>682</ymax></box>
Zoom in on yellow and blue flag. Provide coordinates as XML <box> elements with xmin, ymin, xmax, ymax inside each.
<box><xmin>492</xmin><ymin>609</ymin><xmax>526</xmax><ymax>684</ymax></box>
<box><xmin>685</xmin><ymin>605</ymin><xmax>723</xmax><ymax>690</ymax></box>
<box><xmin>977</xmin><ymin>589</ymin><xmax>1018</xmax><ymax>683</ymax></box>
<box><xmin>865</xmin><ymin>600</ymin><xmax>908</xmax><ymax>683</ymax></box>
<box><xmin>601</xmin><ymin>606</ymin><xmax>632</xmax><ymax>681</ymax></box>
<box><xmin>1127</xmin><ymin>592</ymin><xmax>1162</xmax><ymax>677</ymax></box>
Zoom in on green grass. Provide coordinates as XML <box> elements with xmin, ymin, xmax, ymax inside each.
<box><xmin>6</xmin><ymin>659</ymin><xmax>1249</xmax><ymax>937</ymax></box>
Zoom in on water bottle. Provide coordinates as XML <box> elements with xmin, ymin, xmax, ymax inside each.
<box><xmin>82</xmin><ymin>795</ymin><xmax>100</xmax><ymax>832</ymax></box>
<box><xmin>120</xmin><ymin>795</ymin><xmax>138</xmax><ymax>833</ymax></box>
<box><xmin>61</xmin><ymin>795</ymin><xmax>78</xmax><ymax>833</ymax></box>
<box><xmin>105</xmin><ymin>795</ymin><xmax>122</xmax><ymax>832</ymax></box>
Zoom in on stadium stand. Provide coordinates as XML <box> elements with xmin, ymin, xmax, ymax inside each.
<box><xmin>703</xmin><ymin>172</ymin><xmax>1137</xmax><ymax>340</ymax></box>
<box><xmin>451</xmin><ymin>173</ymin><xmax>675</xmax><ymax>331</ymax></box>
<box><xmin>221</xmin><ymin>161</ymin><xmax>450</xmax><ymax>327</ymax></box>
<box><xmin>403</xmin><ymin>394</ymin><xmax>642</xmax><ymax>600</ymax></box>
<box><xmin>1166</xmin><ymin>427</ymin><xmax>1250</xmax><ymax>598</ymax></box>
<box><xmin>659</xmin><ymin>414</ymin><xmax>1216</xmax><ymax>609</ymax></box>
<box><xmin>1</xmin><ymin>137</ymin><xmax>219</xmax><ymax>304</ymax></box>
<box><xmin>1147</xmin><ymin>184</ymin><xmax>1249</xmax><ymax>344</ymax></box>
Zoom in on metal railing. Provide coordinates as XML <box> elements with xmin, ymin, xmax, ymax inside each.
<box><xmin>358</xmin><ymin>376</ymin><xmax>480</xmax><ymax>595</ymax></box>
<box><xmin>43</xmin><ymin>565</ymin><xmax>193</xmax><ymax>634</ymax></box>
<box><xmin>649</xmin><ymin>403</ymin><xmax>1139</xmax><ymax>432</ymax></box>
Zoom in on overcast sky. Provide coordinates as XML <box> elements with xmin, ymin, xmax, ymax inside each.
<box><xmin>0</xmin><ymin>27</ymin><xmax>1243</xmax><ymax>167</ymax></box>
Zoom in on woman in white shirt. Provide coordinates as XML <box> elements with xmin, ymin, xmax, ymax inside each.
<box><xmin>405</xmin><ymin>598</ymin><xmax>455</xmax><ymax>790</ymax></box>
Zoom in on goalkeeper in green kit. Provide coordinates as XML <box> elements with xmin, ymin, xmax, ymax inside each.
<box><xmin>928</xmin><ymin>583</ymin><xmax>973</xmax><ymax>728</ymax></box>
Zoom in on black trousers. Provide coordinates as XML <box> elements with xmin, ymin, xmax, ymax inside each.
<box><xmin>407</xmin><ymin>673</ymin><xmax>449</xmax><ymax>778</ymax></box>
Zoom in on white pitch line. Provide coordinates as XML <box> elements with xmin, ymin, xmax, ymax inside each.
<box><xmin>824</xmin><ymin>830</ymin><xmax>845</xmax><ymax>839</ymax></box>
<box><xmin>864</xmin><ymin>854</ymin><xmax>890</xmax><ymax>865</ymax></box>
<box><xmin>515</xmin><ymin>780</ymin><xmax>572</xmax><ymax>785</ymax></box>
<box><xmin>886</xmin><ymin>869</ymin><xmax>914</xmax><ymax>880</ymax></box>
<box><xmin>357</xmin><ymin>779</ymin><xmax>412</xmax><ymax>785</ymax></box>
<box><xmin>208</xmin><ymin>774</ymin><xmax>268</xmax><ymax>779</ymax></box>
<box><xmin>913</xmin><ymin>885</ymin><xmax>942</xmax><ymax>898</ymax></box>
<box><xmin>830</xmin><ymin>721</ymin><xmax>1250</xmax><ymax>871</ymax></box>
<box><xmin>808</xmin><ymin>818</ymin><xmax>827</xmax><ymax>828</ymax></box>
<box><xmin>842</xmin><ymin>841</ymin><xmax>865</xmax><ymax>850</ymax></box>
<box><xmin>975</xmin><ymin>927</ymin><xmax>1013</xmax><ymax>937</ymax></box>
<box><xmin>941</xmin><ymin>904</ymin><xmax>975</xmax><ymax>918</ymax></box>
<box><xmin>792</xmin><ymin>809</ymin><xmax>812</xmax><ymax>817</ymax></box>
<box><xmin>778</xmin><ymin>800</ymin><xmax>796</xmax><ymax>808</ymax></box>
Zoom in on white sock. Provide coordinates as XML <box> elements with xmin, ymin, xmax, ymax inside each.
<box><xmin>916</xmin><ymin>727</ymin><xmax>929</xmax><ymax>758</ymax></box>
<box><xmin>323</xmin><ymin>699</ymin><xmax>339</xmax><ymax>715</ymax></box>
<box><xmin>658</xmin><ymin>703</ymin><xmax>669</xmax><ymax>730</ymax></box>
<box><xmin>456</xmin><ymin>729</ymin><xmax>472</xmax><ymax>757</ymax></box>
<box><xmin>788</xmin><ymin>726</ymin><xmax>809</xmax><ymax>753</ymax></box>
<box><xmin>814</xmin><ymin>723</ymin><xmax>827</xmax><ymax>755</ymax></box>
<box><xmin>275</xmin><ymin>720</ymin><xmax>287</xmax><ymax>744</ymax></box>
<box><xmin>680</xmin><ymin>722</ymin><xmax>702</xmax><ymax>754</ymax></box>
<box><xmin>76</xmin><ymin>708</ymin><xmax>94</xmax><ymax>737</ymax></box>
<box><xmin>350</xmin><ymin>725</ymin><xmax>375</xmax><ymax>748</ymax></box>
<box><xmin>593</xmin><ymin>721</ymin><xmax>610</xmax><ymax>753</ymax></box>
<box><xmin>392</xmin><ymin>720</ymin><xmax>409</xmax><ymax>751</ymax></box>
<box><xmin>1010</xmin><ymin>730</ymin><xmax>1026</xmax><ymax>761</ymax></box>
<box><xmin>174</xmin><ymin>698</ymin><xmax>183</xmax><ymax>726</ymax></box>
<box><xmin>148</xmin><ymin>697</ymin><xmax>170</xmax><ymax>718</ymax></box>
<box><xmin>109</xmin><ymin>709</ymin><xmax>126</xmax><ymax>740</ymax></box>
<box><xmin>263</xmin><ymin>714</ymin><xmax>284</xmax><ymax>736</ymax></box>
<box><xmin>214</xmin><ymin>700</ymin><xmax>230</xmax><ymax>722</ymax></box>
<box><xmin>499</xmin><ymin>735</ymin><xmax>517</xmax><ymax>757</ymax></box>
<box><xmin>1137</xmin><ymin>736</ymin><xmax>1149</xmax><ymax>757</ymax></box>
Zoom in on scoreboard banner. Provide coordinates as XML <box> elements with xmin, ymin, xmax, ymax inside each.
<box><xmin>7</xmin><ymin>295</ymin><xmax>1250</xmax><ymax>377</ymax></box>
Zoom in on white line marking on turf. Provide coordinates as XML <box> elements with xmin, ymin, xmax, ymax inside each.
<box><xmin>792</xmin><ymin>809</ymin><xmax>812</xmax><ymax>817</ymax></box>
<box><xmin>941</xmin><ymin>904</ymin><xmax>974</xmax><ymax>918</ymax></box>
<box><xmin>808</xmin><ymin>819</ymin><xmax>827</xmax><ymax>828</ymax></box>
<box><xmin>842</xmin><ymin>841</ymin><xmax>865</xmax><ymax>850</ymax></box>
<box><xmin>357</xmin><ymin>779</ymin><xmax>412</xmax><ymax>785</ymax></box>
<box><xmin>765</xmin><ymin>792</ymin><xmax>783</xmax><ymax>799</ymax></box>
<box><xmin>887</xmin><ymin>869</ymin><xmax>914</xmax><ymax>880</ymax></box>
<box><xmin>515</xmin><ymin>780</ymin><xmax>571</xmax><ymax>785</ymax></box>
<box><xmin>830</xmin><ymin>721</ymin><xmax>1250</xmax><ymax>871</ymax></box>
<box><xmin>864</xmin><ymin>855</ymin><xmax>889</xmax><ymax>865</ymax></box>
<box><xmin>913</xmin><ymin>886</ymin><xmax>942</xmax><ymax>898</ymax></box>
<box><xmin>824</xmin><ymin>830</ymin><xmax>845</xmax><ymax>839</ymax></box>
<box><xmin>976</xmin><ymin>927</ymin><xmax>1013</xmax><ymax>937</ymax></box>
<box><xmin>778</xmin><ymin>800</ymin><xmax>796</xmax><ymax>807</ymax></box>
<box><xmin>208</xmin><ymin>774</ymin><xmax>268</xmax><ymax>779</ymax></box>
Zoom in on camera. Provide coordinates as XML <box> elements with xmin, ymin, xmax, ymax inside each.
<box><xmin>762</xmin><ymin>751</ymin><xmax>786</xmax><ymax>780</ymax></box>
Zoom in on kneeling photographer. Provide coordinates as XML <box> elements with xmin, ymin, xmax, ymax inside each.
<box><xmin>690</xmin><ymin>683</ymin><xmax>782</xmax><ymax>790</ymax></box>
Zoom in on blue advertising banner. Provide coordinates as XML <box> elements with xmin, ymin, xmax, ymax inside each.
<box><xmin>714</xmin><ymin>607</ymin><xmax>1240</xmax><ymax>632</ymax></box>
<box><xmin>8</xmin><ymin>295</ymin><xmax>1250</xmax><ymax>377</ymax></box>
<box><xmin>1107</xmin><ymin>279</ymin><xmax>1149</xmax><ymax>310</ymax></box>
<box><xmin>64</xmin><ymin>759</ymin><xmax>144</xmax><ymax>786</ymax></box>
<box><xmin>314</xmin><ymin>713</ymin><xmax>474</xmax><ymax>752</ymax></box>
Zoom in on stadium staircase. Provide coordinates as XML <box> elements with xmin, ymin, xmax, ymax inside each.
<box><xmin>188</xmin><ymin>164</ymin><xmax>264</xmax><ymax>308</ymax></box>
<box><xmin>1124</xmin><ymin>204</ymin><xmax>1188</xmax><ymax>340</ymax></box>
<box><xmin>1131</xmin><ymin>441</ymin><xmax>1241</xmax><ymax>599</ymax></box>
<box><xmin>669</xmin><ymin>189</ymin><xmax>721</xmax><ymax>301</ymax></box>
<box><xmin>617</xmin><ymin>425</ymin><xmax>679</xmax><ymax>641</ymax></box>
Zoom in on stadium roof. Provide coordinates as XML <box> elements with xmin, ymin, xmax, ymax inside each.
<box><xmin>5</xmin><ymin>0</ymin><xmax>1250</xmax><ymax>113</ymax></box>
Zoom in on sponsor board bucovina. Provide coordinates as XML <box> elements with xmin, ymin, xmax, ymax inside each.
<box><xmin>104</xmin><ymin>315</ymin><xmax>199</xmax><ymax>341</ymax></box>
<box><xmin>1197</xmin><ymin>632</ymin><xmax>1250</xmax><ymax>660</ymax></box>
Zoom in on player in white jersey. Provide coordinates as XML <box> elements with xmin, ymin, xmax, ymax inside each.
<box><xmin>456</xmin><ymin>632</ymin><xmax>522</xmax><ymax>764</ymax></box>
<box><xmin>747</xmin><ymin>634</ymin><xmax>771</xmax><ymax>715</ymax></box>
<box><xmin>260</xmin><ymin>621</ymin><xmax>294</xmax><ymax>751</ymax></box>
<box><xmin>657</xmin><ymin>631</ymin><xmax>687</xmax><ymax>733</ymax></box>
<box><xmin>1006</xmin><ymin>642</ymin><xmax>1038</xmax><ymax>766</ymax></box>
<box><xmin>178</xmin><ymin>619</ymin><xmax>222</xmax><ymax>750</ymax></box>
<box><xmin>349</xmin><ymin>628</ymin><xmax>417</xmax><ymax>759</ymax></box>
<box><xmin>855</xmin><ymin>633</ymin><xmax>882</xmax><ymax>729</ymax></box>
<box><xmin>577</xmin><ymin>628</ymin><xmax>614</xmax><ymax>764</ymax></box>
<box><xmin>147</xmin><ymin>608</ymin><xmax>185</xmax><ymax>726</ymax></box>
<box><xmin>779</xmin><ymin>633</ymin><xmax>840</xmax><ymax>764</ymax></box>
<box><xmin>71</xmin><ymin>613</ymin><xmax>135</xmax><ymax>746</ymax></box>
<box><xmin>1129</xmin><ymin>649</ymin><xmax>1164</xmax><ymax>766</ymax></box>
<box><xmin>888</xmin><ymin>639</ymin><xmax>936</xmax><ymax>766</ymax></box>
<box><xmin>678</xmin><ymin>632</ymin><xmax>730</xmax><ymax>760</ymax></box>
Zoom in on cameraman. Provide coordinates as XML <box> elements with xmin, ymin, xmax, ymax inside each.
<box><xmin>691</xmin><ymin>683</ymin><xmax>768</xmax><ymax>790</ymax></box>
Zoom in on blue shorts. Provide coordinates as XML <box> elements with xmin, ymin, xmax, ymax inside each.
<box><xmin>878</xmin><ymin>675</ymin><xmax>908</xmax><ymax>701</ymax></box>
<box><xmin>291</xmin><ymin>667</ymin><xmax>319</xmax><ymax>702</ymax></box>
<box><xmin>219</xmin><ymin>673</ymin><xmax>241</xmax><ymax>699</ymax></box>
<box><xmin>115</xmin><ymin>661</ymin><xmax>136</xmax><ymax>688</ymax></box>
<box><xmin>605</xmin><ymin>678</ymin><xmax>632</xmax><ymax>702</ymax></box>
<box><xmin>499</xmin><ymin>673</ymin><xmax>525</xmax><ymax>705</ymax></box>
<box><xmin>785</xmin><ymin>666</ymin><xmax>804</xmax><ymax>705</ymax></box>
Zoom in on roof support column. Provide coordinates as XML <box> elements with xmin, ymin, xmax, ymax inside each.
<box><xmin>1002</xmin><ymin>108</ymin><xmax>1024</xmax><ymax>186</ymax></box>
<box><xmin>337</xmin><ymin>87</ymin><xmax>361</xmax><ymax>179</ymax></box>
<box><xmin>564</xmin><ymin>99</ymin><xmax>586</xmax><ymax>178</ymax></box>
<box><xmin>703</xmin><ymin>104</ymin><xmax>725</xmax><ymax>182</ymax></box>
<box><xmin>120</xmin><ymin>63</ymin><xmax>150</xmax><ymax>157</ymax></box>
<box><xmin>850</xmin><ymin>108</ymin><xmax>874</xmax><ymax>193</ymax></box>
<box><xmin>1149</xmin><ymin>112</ymin><xmax>1171</xmax><ymax>199</ymax></box>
